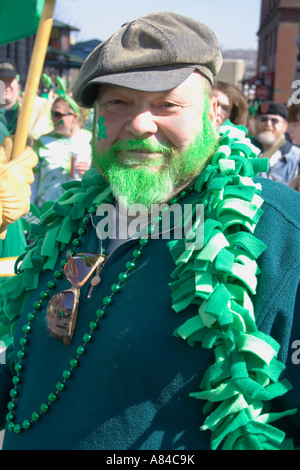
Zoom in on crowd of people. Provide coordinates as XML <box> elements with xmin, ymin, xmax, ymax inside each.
<box><xmin>0</xmin><ymin>60</ymin><xmax>92</xmax><ymax>275</ymax></box>
<box><xmin>212</xmin><ymin>81</ymin><xmax>300</xmax><ymax>188</ymax></box>
<box><xmin>0</xmin><ymin>11</ymin><xmax>299</xmax><ymax>451</ymax></box>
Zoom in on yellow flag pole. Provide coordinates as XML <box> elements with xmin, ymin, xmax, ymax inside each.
<box><xmin>12</xmin><ymin>0</ymin><xmax>56</xmax><ymax>157</ymax></box>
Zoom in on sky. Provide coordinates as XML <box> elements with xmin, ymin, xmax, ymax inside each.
<box><xmin>53</xmin><ymin>0</ymin><xmax>262</xmax><ymax>50</ymax></box>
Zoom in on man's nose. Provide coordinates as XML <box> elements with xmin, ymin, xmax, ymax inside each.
<box><xmin>216</xmin><ymin>106</ymin><xmax>223</xmax><ymax>118</ymax></box>
<box><xmin>125</xmin><ymin>106</ymin><xmax>158</xmax><ymax>137</ymax></box>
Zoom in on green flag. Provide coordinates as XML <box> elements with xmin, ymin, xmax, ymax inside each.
<box><xmin>0</xmin><ymin>0</ymin><xmax>45</xmax><ymax>46</ymax></box>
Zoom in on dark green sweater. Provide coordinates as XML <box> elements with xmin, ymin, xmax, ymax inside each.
<box><xmin>0</xmin><ymin>178</ymin><xmax>299</xmax><ymax>450</ymax></box>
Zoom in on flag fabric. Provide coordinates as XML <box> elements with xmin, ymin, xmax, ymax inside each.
<box><xmin>0</xmin><ymin>0</ymin><xmax>45</xmax><ymax>46</ymax></box>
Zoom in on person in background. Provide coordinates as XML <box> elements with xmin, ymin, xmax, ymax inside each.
<box><xmin>31</xmin><ymin>96</ymin><xmax>92</xmax><ymax>209</ymax></box>
<box><xmin>251</xmin><ymin>101</ymin><xmax>300</xmax><ymax>185</ymax></box>
<box><xmin>287</xmin><ymin>103</ymin><xmax>300</xmax><ymax>147</ymax></box>
<box><xmin>0</xmin><ymin>136</ymin><xmax>37</xmax><ymax>276</ymax></box>
<box><xmin>0</xmin><ymin>110</ymin><xmax>34</xmax><ymax>278</ymax></box>
<box><xmin>212</xmin><ymin>80</ymin><xmax>249</xmax><ymax>127</ymax></box>
<box><xmin>0</xmin><ymin>108</ymin><xmax>9</xmax><ymax>145</ymax></box>
<box><xmin>0</xmin><ymin>59</ymin><xmax>52</xmax><ymax>144</ymax></box>
<box><xmin>246</xmin><ymin>89</ymin><xmax>261</xmax><ymax>138</ymax></box>
<box><xmin>286</xmin><ymin>104</ymin><xmax>300</xmax><ymax>191</ymax></box>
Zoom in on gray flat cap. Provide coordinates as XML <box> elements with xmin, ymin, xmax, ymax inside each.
<box><xmin>73</xmin><ymin>11</ymin><xmax>223</xmax><ymax>108</ymax></box>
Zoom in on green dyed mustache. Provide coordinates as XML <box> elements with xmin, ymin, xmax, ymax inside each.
<box><xmin>109</xmin><ymin>138</ymin><xmax>173</xmax><ymax>155</ymax></box>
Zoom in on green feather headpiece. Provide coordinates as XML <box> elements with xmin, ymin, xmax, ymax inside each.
<box><xmin>41</xmin><ymin>73</ymin><xmax>79</xmax><ymax>114</ymax></box>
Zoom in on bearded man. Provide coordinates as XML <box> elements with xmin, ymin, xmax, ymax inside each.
<box><xmin>0</xmin><ymin>12</ymin><xmax>299</xmax><ymax>452</ymax></box>
<box><xmin>252</xmin><ymin>101</ymin><xmax>300</xmax><ymax>185</ymax></box>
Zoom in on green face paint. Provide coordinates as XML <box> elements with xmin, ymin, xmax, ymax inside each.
<box><xmin>97</xmin><ymin>116</ymin><xmax>107</xmax><ymax>142</ymax></box>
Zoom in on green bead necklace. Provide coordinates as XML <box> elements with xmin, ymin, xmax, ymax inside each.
<box><xmin>6</xmin><ymin>189</ymin><xmax>191</xmax><ymax>434</ymax></box>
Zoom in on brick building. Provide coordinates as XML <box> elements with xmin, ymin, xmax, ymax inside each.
<box><xmin>256</xmin><ymin>0</ymin><xmax>300</xmax><ymax>104</ymax></box>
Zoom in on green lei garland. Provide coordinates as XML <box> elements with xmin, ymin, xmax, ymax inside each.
<box><xmin>0</xmin><ymin>122</ymin><xmax>296</xmax><ymax>450</ymax></box>
<box><xmin>168</xmin><ymin>122</ymin><xmax>296</xmax><ymax>450</ymax></box>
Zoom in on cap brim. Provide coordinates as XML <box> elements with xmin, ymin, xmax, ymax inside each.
<box><xmin>76</xmin><ymin>65</ymin><xmax>212</xmax><ymax>108</ymax></box>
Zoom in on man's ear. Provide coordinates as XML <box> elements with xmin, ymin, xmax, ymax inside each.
<box><xmin>208</xmin><ymin>95</ymin><xmax>217</xmax><ymax>124</ymax></box>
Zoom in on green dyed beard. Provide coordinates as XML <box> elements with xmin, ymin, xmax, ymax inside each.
<box><xmin>92</xmin><ymin>100</ymin><xmax>218</xmax><ymax>210</ymax></box>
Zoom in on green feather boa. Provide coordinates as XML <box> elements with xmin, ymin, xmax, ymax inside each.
<box><xmin>0</xmin><ymin>121</ymin><xmax>296</xmax><ymax>449</ymax></box>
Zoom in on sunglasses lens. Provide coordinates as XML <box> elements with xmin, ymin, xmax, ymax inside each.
<box><xmin>47</xmin><ymin>291</ymin><xmax>77</xmax><ymax>344</ymax></box>
<box><xmin>260</xmin><ymin>116</ymin><xmax>279</xmax><ymax>125</ymax></box>
<box><xmin>64</xmin><ymin>253</ymin><xmax>106</xmax><ymax>287</ymax></box>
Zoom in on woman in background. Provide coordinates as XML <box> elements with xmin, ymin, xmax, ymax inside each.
<box><xmin>212</xmin><ymin>80</ymin><xmax>249</xmax><ymax>127</ymax></box>
<box><xmin>32</xmin><ymin>96</ymin><xmax>92</xmax><ymax>209</ymax></box>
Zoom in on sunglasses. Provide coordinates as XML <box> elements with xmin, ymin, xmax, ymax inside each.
<box><xmin>47</xmin><ymin>252</ymin><xmax>106</xmax><ymax>345</ymax></box>
<box><xmin>258</xmin><ymin>116</ymin><xmax>282</xmax><ymax>126</ymax></box>
<box><xmin>51</xmin><ymin>111</ymin><xmax>74</xmax><ymax>119</ymax></box>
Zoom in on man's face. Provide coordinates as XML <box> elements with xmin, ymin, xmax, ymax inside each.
<box><xmin>255</xmin><ymin>114</ymin><xmax>288</xmax><ymax>148</ymax></box>
<box><xmin>93</xmin><ymin>72</ymin><xmax>218</xmax><ymax>209</ymax></box>
<box><xmin>0</xmin><ymin>77</ymin><xmax>19</xmax><ymax>108</ymax></box>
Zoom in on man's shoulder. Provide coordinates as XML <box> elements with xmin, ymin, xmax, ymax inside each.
<box><xmin>255</xmin><ymin>176</ymin><xmax>300</xmax><ymax>230</ymax></box>
<box><xmin>277</xmin><ymin>139</ymin><xmax>300</xmax><ymax>159</ymax></box>
<box><xmin>283</xmin><ymin>141</ymin><xmax>300</xmax><ymax>160</ymax></box>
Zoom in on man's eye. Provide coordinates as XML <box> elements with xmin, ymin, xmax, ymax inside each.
<box><xmin>162</xmin><ymin>102</ymin><xmax>176</xmax><ymax>108</ymax></box>
<box><xmin>100</xmin><ymin>99</ymin><xmax>125</xmax><ymax>110</ymax></box>
<box><xmin>218</xmin><ymin>104</ymin><xmax>230</xmax><ymax>113</ymax></box>
<box><xmin>155</xmin><ymin>102</ymin><xmax>181</xmax><ymax>113</ymax></box>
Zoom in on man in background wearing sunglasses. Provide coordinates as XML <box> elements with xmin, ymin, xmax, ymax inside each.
<box><xmin>251</xmin><ymin>101</ymin><xmax>300</xmax><ymax>186</ymax></box>
<box><xmin>0</xmin><ymin>12</ymin><xmax>299</xmax><ymax>452</ymax></box>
